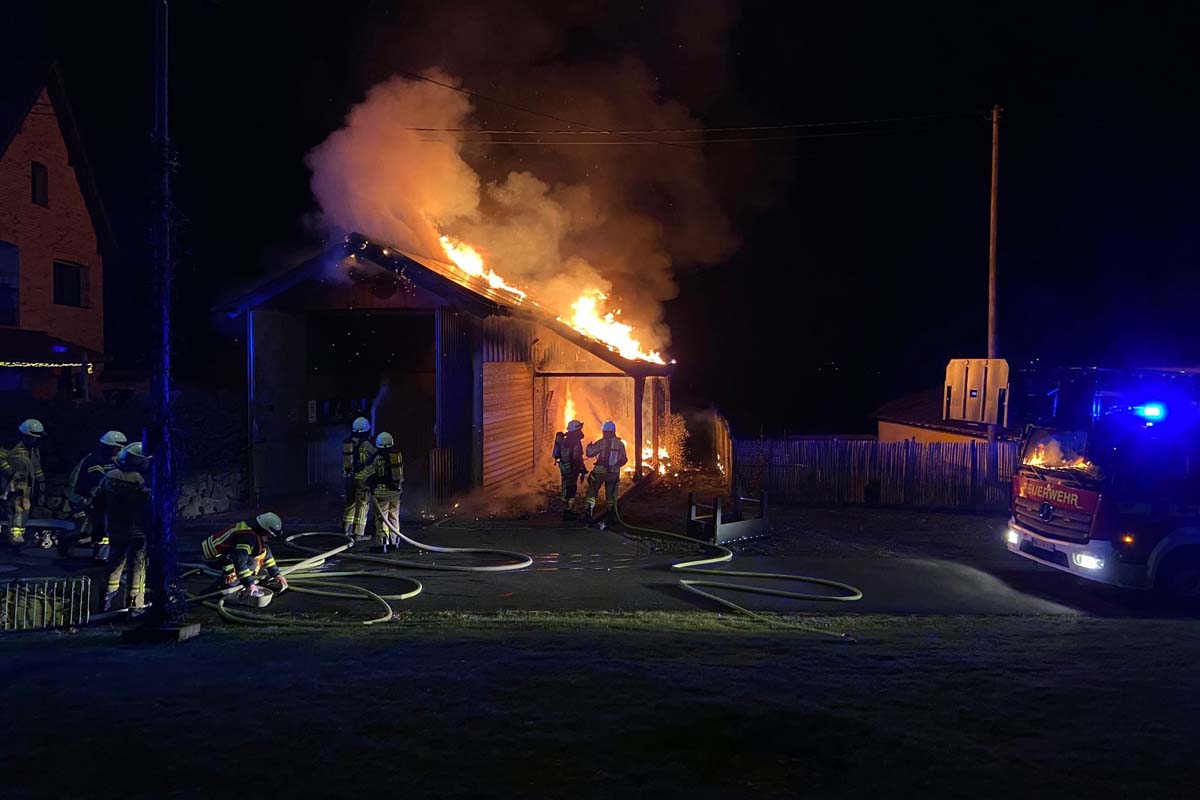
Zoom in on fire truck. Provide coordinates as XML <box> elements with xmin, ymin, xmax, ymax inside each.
<box><xmin>1005</xmin><ymin>367</ymin><xmax>1200</xmax><ymax>600</ymax></box>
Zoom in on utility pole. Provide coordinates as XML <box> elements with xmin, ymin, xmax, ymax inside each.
<box><xmin>987</xmin><ymin>104</ymin><xmax>1001</xmax><ymax>361</ymax></box>
<box><xmin>131</xmin><ymin>0</ymin><xmax>194</xmax><ymax>640</ymax></box>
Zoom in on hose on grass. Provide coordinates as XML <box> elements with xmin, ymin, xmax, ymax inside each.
<box><xmin>610</xmin><ymin>491</ymin><xmax>862</xmax><ymax>640</ymax></box>
<box><xmin>176</xmin><ymin>504</ymin><xmax>532</xmax><ymax>626</ymax></box>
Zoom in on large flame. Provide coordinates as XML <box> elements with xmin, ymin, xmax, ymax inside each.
<box><xmin>563</xmin><ymin>386</ymin><xmax>577</xmax><ymax>430</ymax></box>
<box><xmin>437</xmin><ymin>235</ymin><xmax>664</xmax><ymax>364</ymax></box>
<box><xmin>439</xmin><ymin>235</ymin><xmax>527</xmax><ymax>299</ymax></box>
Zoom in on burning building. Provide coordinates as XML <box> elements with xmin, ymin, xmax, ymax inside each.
<box><xmin>221</xmin><ymin>234</ymin><xmax>673</xmax><ymax>507</ymax></box>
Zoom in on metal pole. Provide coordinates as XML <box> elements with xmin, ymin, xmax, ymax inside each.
<box><xmin>987</xmin><ymin>104</ymin><xmax>1001</xmax><ymax>361</ymax></box>
<box><xmin>145</xmin><ymin>0</ymin><xmax>186</xmax><ymax>628</ymax></box>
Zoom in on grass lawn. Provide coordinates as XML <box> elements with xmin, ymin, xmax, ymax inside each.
<box><xmin>3</xmin><ymin>611</ymin><xmax>1199</xmax><ymax>799</ymax></box>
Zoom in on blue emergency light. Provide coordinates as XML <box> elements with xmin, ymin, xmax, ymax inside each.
<box><xmin>1133</xmin><ymin>402</ymin><xmax>1167</xmax><ymax>421</ymax></box>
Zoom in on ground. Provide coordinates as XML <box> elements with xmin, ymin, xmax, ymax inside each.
<box><xmin>3</xmin><ymin>475</ymin><xmax>1200</xmax><ymax>798</ymax></box>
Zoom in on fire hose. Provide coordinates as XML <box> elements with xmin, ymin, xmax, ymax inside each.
<box><xmin>178</xmin><ymin>496</ymin><xmax>533</xmax><ymax>626</ymax></box>
<box><xmin>610</xmin><ymin>495</ymin><xmax>863</xmax><ymax>640</ymax></box>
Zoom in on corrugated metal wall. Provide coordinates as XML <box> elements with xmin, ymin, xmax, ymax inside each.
<box><xmin>480</xmin><ymin>316</ymin><xmax>533</xmax><ymax>362</ymax></box>
<box><xmin>482</xmin><ymin>362</ymin><xmax>534</xmax><ymax>492</ymax></box>
<box><xmin>435</xmin><ymin>307</ymin><xmax>476</xmax><ymax>498</ymax></box>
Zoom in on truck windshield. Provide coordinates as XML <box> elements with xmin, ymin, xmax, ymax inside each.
<box><xmin>1021</xmin><ymin>429</ymin><xmax>1104</xmax><ymax>481</ymax></box>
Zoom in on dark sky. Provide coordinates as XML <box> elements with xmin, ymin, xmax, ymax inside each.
<box><xmin>8</xmin><ymin>1</ymin><xmax>1200</xmax><ymax>433</ymax></box>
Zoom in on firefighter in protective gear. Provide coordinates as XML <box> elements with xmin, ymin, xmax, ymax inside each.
<box><xmin>200</xmin><ymin>512</ymin><xmax>287</xmax><ymax>600</ymax></box>
<box><xmin>369</xmin><ymin>432</ymin><xmax>404</xmax><ymax>552</ymax></box>
<box><xmin>0</xmin><ymin>418</ymin><xmax>46</xmax><ymax>547</ymax></box>
<box><xmin>342</xmin><ymin>417</ymin><xmax>375</xmax><ymax>539</ymax></box>
<box><xmin>554</xmin><ymin>420</ymin><xmax>586</xmax><ymax>520</ymax></box>
<box><xmin>100</xmin><ymin>442</ymin><xmax>152</xmax><ymax>614</ymax></box>
<box><xmin>585</xmin><ymin>420</ymin><xmax>628</xmax><ymax>519</ymax></box>
<box><xmin>63</xmin><ymin>430</ymin><xmax>127</xmax><ymax>561</ymax></box>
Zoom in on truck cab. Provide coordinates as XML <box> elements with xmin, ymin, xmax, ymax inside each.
<box><xmin>1006</xmin><ymin>387</ymin><xmax>1200</xmax><ymax>601</ymax></box>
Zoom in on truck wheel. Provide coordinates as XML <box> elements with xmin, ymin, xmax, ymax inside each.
<box><xmin>1155</xmin><ymin>552</ymin><xmax>1200</xmax><ymax>604</ymax></box>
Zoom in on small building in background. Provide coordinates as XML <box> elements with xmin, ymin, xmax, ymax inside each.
<box><xmin>220</xmin><ymin>234</ymin><xmax>673</xmax><ymax>508</ymax></box>
<box><xmin>0</xmin><ymin>61</ymin><xmax>110</xmax><ymax>399</ymax></box>
<box><xmin>875</xmin><ymin>358</ymin><xmax>1014</xmax><ymax>443</ymax></box>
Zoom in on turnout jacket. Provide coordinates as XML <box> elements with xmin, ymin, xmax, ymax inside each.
<box><xmin>556</xmin><ymin>430</ymin><xmax>586</xmax><ymax>471</ymax></box>
<box><xmin>342</xmin><ymin>434</ymin><xmax>376</xmax><ymax>484</ymax></box>
<box><xmin>371</xmin><ymin>447</ymin><xmax>404</xmax><ymax>494</ymax></box>
<box><xmin>201</xmin><ymin>521</ymin><xmax>281</xmax><ymax>588</ymax></box>
<box><xmin>67</xmin><ymin>447</ymin><xmax>117</xmax><ymax>507</ymax></box>
<box><xmin>0</xmin><ymin>440</ymin><xmax>44</xmax><ymax>491</ymax></box>
<box><xmin>586</xmin><ymin>436</ymin><xmax>628</xmax><ymax>474</ymax></box>
<box><xmin>100</xmin><ymin>468</ymin><xmax>151</xmax><ymax>537</ymax></box>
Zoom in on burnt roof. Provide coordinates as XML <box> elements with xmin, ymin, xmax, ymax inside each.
<box><xmin>0</xmin><ymin>59</ymin><xmax>115</xmax><ymax>258</ymax></box>
<box><xmin>218</xmin><ymin>233</ymin><xmax>672</xmax><ymax>378</ymax></box>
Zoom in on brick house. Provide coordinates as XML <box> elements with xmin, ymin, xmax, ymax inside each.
<box><xmin>0</xmin><ymin>61</ymin><xmax>110</xmax><ymax>399</ymax></box>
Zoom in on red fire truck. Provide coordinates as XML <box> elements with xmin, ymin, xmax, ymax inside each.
<box><xmin>1006</xmin><ymin>371</ymin><xmax>1200</xmax><ymax>601</ymax></box>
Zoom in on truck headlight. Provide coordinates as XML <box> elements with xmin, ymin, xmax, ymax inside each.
<box><xmin>1006</xmin><ymin>529</ymin><xmax>1020</xmax><ymax>545</ymax></box>
<box><xmin>1072</xmin><ymin>552</ymin><xmax>1104</xmax><ymax>570</ymax></box>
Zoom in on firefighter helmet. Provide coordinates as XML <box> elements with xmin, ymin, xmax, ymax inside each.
<box><xmin>255</xmin><ymin>512</ymin><xmax>283</xmax><ymax>537</ymax></box>
<box><xmin>118</xmin><ymin>442</ymin><xmax>149</xmax><ymax>466</ymax></box>
<box><xmin>601</xmin><ymin>420</ymin><xmax>617</xmax><ymax>433</ymax></box>
<box><xmin>351</xmin><ymin>416</ymin><xmax>371</xmax><ymax>434</ymax></box>
<box><xmin>567</xmin><ymin>420</ymin><xmax>584</xmax><ymax>433</ymax></box>
<box><xmin>100</xmin><ymin>430</ymin><xmax>128</xmax><ymax>447</ymax></box>
<box><xmin>375</xmin><ymin>432</ymin><xmax>394</xmax><ymax>449</ymax></box>
<box><xmin>18</xmin><ymin>419</ymin><xmax>44</xmax><ymax>438</ymax></box>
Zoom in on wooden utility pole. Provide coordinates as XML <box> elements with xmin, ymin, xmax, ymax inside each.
<box><xmin>987</xmin><ymin>105</ymin><xmax>1001</xmax><ymax>361</ymax></box>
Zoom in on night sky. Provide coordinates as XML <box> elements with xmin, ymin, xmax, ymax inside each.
<box><xmin>7</xmin><ymin>1</ymin><xmax>1200</xmax><ymax>433</ymax></box>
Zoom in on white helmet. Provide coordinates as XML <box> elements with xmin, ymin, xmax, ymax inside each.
<box><xmin>100</xmin><ymin>430</ymin><xmax>128</xmax><ymax>447</ymax></box>
<box><xmin>567</xmin><ymin>420</ymin><xmax>583</xmax><ymax>433</ymax></box>
<box><xmin>351</xmin><ymin>416</ymin><xmax>371</xmax><ymax>434</ymax></box>
<box><xmin>375</xmin><ymin>432</ymin><xmax>394</xmax><ymax>448</ymax></box>
<box><xmin>18</xmin><ymin>419</ymin><xmax>44</xmax><ymax>438</ymax></box>
<box><xmin>255</xmin><ymin>512</ymin><xmax>283</xmax><ymax>536</ymax></box>
<box><xmin>117</xmin><ymin>442</ymin><xmax>149</xmax><ymax>465</ymax></box>
<box><xmin>601</xmin><ymin>420</ymin><xmax>617</xmax><ymax>433</ymax></box>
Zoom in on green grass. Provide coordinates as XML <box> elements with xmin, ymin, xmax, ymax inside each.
<box><xmin>4</xmin><ymin>613</ymin><xmax>1200</xmax><ymax>799</ymax></box>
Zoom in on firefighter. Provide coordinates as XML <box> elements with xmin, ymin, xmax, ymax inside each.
<box><xmin>554</xmin><ymin>420</ymin><xmax>587</xmax><ymax>520</ymax></box>
<box><xmin>369</xmin><ymin>431</ymin><xmax>404</xmax><ymax>552</ymax></box>
<box><xmin>63</xmin><ymin>430</ymin><xmax>127</xmax><ymax>561</ymax></box>
<box><xmin>584</xmin><ymin>420</ymin><xmax>628</xmax><ymax>522</ymax></box>
<box><xmin>0</xmin><ymin>419</ymin><xmax>46</xmax><ymax>548</ymax></box>
<box><xmin>200</xmin><ymin>512</ymin><xmax>287</xmax><ymax>600</ymax></box>
<box><xmin>100</xmin><ymin>442</ymin><xmax>152</xmax><ymax>614</ymax></box>
<box><xmin>342</xmin><ymin>416</ymin><xmax>376</xmax><ymax>540</ymax></box>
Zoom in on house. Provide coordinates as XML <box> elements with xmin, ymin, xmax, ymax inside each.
<box><xmin>219</xmin><ymin>234</ymin><xmax>673</xmax><ymax>507</ymax></box>
<box><xmin>0</xmin><ymin>61</ymin><xmax>110</xmax><ymax>399</ymax></box>
<box><xmin>874</xmin><ymin>358</ymin><xmax>1016</xmax><ymax>443</ymax></box>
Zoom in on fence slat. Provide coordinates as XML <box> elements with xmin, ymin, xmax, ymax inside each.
<box><xmin>734</xmin><ymin>437</ymin><xmax>1018</xmax><ymax>512</ymax></box>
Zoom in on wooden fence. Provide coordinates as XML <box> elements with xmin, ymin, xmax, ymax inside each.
<box><xmin>733</xmin><ymin>438</ymin><xmax>1020</xmax><ymax>512</ymax></box>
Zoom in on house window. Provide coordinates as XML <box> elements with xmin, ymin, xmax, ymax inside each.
<box><xmin>53</xmin><ymin>260</ymin><xmax>87</xmax><ymax>308</ymax></box>
<box><xmin>0</xmin><ymin>242</ymin><xmax>18</xmax><ymax>325</ymax></box>
<box><xmin>31</xmin><ymin>162</ymin><xmax>48</xmax><ymax>207</ymax></box>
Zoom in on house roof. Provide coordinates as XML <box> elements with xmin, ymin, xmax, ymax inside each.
<box><xmin>0</xmin><ymin>327</ymin><xmax>103</xmax><ymax>366</ymax></box>
<box><xmin>0</xmin><ymin>59</ymin><xmax>115</xmax><ymax>258</ymax></box>
<box><xmin>218</xmin><ymin>233</ymin><xmax>672</xmax><ymax>377</ymax></box>
<box><xmin>873</xmin><ymin>386</ymin><xmax>1019</xmax><ymax>440</ymax></box>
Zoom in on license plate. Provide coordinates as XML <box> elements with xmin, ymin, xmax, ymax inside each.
<box><xmin>1027</xmin><ymin>538</ymin><xmax>1055</xmax><ymax>553</ymax></box>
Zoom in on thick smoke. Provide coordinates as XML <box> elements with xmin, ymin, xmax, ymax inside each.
<box><xmin>306</xmin><ymin>2</ymin><xmax>740</xmax><ymax>351</ymax></box>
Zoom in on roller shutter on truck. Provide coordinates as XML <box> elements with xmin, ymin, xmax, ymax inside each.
<box><xmin>482</xmin><ymin>362</ymin><xmax>534</xmax><ymax>493</ymax></box>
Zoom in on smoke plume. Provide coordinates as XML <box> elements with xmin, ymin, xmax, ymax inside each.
<box><xmin>305</xmin><ymin>2</ymin><xmax>740</xmax><ymax>351</ymax></box>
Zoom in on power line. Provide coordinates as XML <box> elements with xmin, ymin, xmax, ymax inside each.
<box><xmin>403</xmin><ymin>110</ymin><xmax>988</xmax><ymax>135</ymax></box>
<box><xmin>391</xmin><ymin>68</ymin><xmax>700</xmax><ymax>151</ymax></box>
<box><xmin>419</xmin><ymin>124</ymin><xmax>976</xmax><ymax>146</ymax></box>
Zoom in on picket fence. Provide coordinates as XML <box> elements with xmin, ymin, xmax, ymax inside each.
<box><xmin>733</xmin><ymin>438</ymin><xmax>1021</xmax><ymax>512</ymax></box>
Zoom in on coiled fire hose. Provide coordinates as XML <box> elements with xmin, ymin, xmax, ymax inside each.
<box><xmin>179</xmin><ymin>498</ymin><xmax>533</xmax><ymax>626</ymax></box>
<box><xmin>610</xmin><ymin>494</ymin><xmax>863</xmax><ymax>640</ymax></box>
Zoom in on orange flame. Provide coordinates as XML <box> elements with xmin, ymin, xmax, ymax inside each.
<box><xmin>439</xmin><ymin>235</ymin><xmax>527</xmax><ymax>299</ymax></box>
<box><xmin>437</xmin><ymin>235</ymin><xmax>665</xmax><ymax>364</ymax></box>
<box><xmin>563</xmin><ymin>386</ymin><xmax>577</xmax><ymax>430</ymax></box>
<box><xmin>561</xmin><ymin>289</ymin><xmax>665</xmax><ymax>365</ymax></box>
